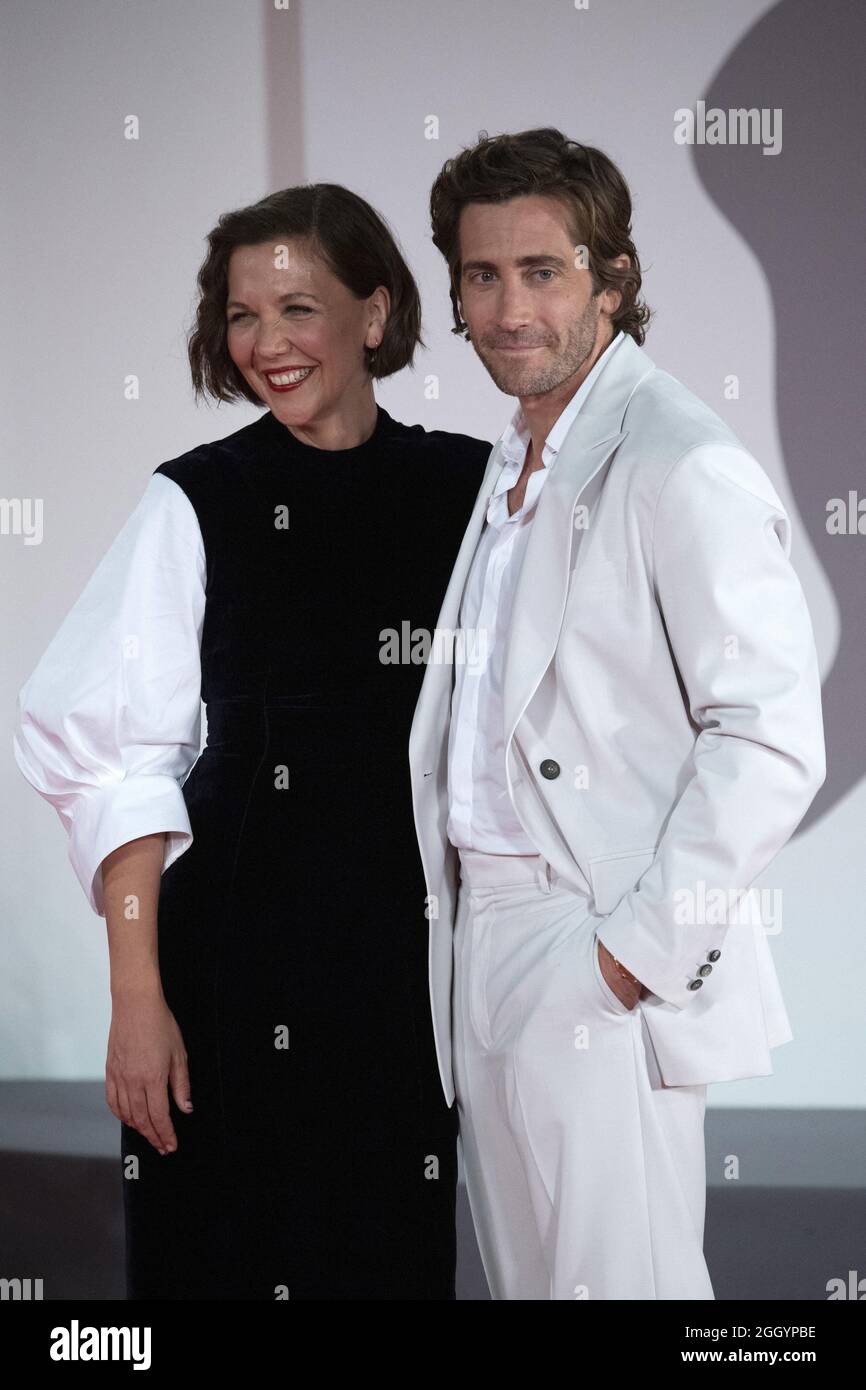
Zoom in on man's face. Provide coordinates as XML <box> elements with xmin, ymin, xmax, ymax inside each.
<box><xmin>457</xmin><ymin>194</ymin><xmax>612</xmax><ymax>400</ymax></box>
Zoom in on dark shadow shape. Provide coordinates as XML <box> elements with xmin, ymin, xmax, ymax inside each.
<box><xmin>693</xmin><ymin>0</ymin><xmax>866</xmax><ymax>834</ymax></box>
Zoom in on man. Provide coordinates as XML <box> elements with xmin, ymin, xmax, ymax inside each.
<box><xmin>408</xmin><ymin>127</ymin><xmax>826</xmax><ymax>1299</ymax></box>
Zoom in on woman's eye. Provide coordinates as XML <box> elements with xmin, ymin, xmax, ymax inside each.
<box><xmin>227</xmin><ymin>306</ymin><xmax>311</xmax><ymax>324</ymax></box>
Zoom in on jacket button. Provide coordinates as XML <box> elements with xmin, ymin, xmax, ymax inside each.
<box><xmin>687</xmin><ymin>978</ymin><xmax>704</xmax><ymax>991</ymax></box>
<box><xmin>707</xmin><ymin>949</ymin><xmax>721</xmax><ymax>961</ymax></box>
<box><xmin>539</xmin><ymin>759</ymin><xmax>561</xmax><ymax>779</ymax></box>
<box><xmin>698</xmin><ymin>963</ymin><xmax>713</xmax><ymax>977</ymax></box>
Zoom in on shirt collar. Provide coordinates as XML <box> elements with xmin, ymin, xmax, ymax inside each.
<box><xmin>494</xmin><ymin>329</ymin><xmax>626</xmax><ymax>492</ymax></box>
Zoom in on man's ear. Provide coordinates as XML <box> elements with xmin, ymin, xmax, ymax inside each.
<box><xmin>601</xmin><ymin>253</ymin><xmax>631</xmax><ymax>317</ymax></box>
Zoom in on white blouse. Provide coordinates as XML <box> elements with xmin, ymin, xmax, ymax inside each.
<box><xmin>12</xmin><ymin>473</ymin><xmax>207</xmax><ymax>917</ymax></box>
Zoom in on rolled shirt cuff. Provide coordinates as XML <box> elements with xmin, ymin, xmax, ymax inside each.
<box><xmin>69</xmin><ymin>774</ymin><xmax>193</xmax><ymax>916</ymax></box>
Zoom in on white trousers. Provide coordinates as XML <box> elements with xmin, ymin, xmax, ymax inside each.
<box><xmin>452</xmin><ymin>849</ymin><xmax>715</xmax><ymax>1301</ymax></box>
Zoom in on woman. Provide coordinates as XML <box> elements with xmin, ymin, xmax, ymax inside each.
<box><xmin>13</xmin><ymin>183</ymin><xmax>492</xmax><ymax>1299</ymax></box>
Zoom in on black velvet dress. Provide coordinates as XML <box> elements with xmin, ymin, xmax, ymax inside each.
<box><xmin>120</xmin><ymin>404</ymin><xmax>491</xmax><ymax>1299</ymax></box>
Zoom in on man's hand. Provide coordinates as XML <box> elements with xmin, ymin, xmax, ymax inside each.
<box><xmin>597</xmin><ymin>937</ymin><xmax>642</xmax><ymax>1010</ymax></box>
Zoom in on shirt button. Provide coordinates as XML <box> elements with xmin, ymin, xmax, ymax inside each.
<box><xmin>539</xmin><ymin>759</ymin><xmax>561</xmax><ymax>779</ymax></box>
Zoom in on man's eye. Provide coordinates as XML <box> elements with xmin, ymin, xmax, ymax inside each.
<box><xmin>470</xmin><ymin>269</ymin><xmax>555</xmax><ymax>284</ymax></box>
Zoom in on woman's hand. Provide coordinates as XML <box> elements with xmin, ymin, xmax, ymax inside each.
<box><xmin>100</xmin><ymin>832</ymin><xmax>192</xmax><ymax>1154</ymax></box>
<box><xmin>106</xmin><ymin>987</ymin><xmax>192</xmax><ymax>1154</ymax></box>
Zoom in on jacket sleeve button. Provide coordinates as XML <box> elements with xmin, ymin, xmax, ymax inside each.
<box><xmin>687</xmin><ymin>978</ymin><xmax>704</xmax><ymax>991</ymax></box>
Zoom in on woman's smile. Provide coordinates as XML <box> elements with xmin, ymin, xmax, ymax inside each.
<box><xmin>261</xmin><ymin>365</ymin><xmax>317</xmax><ymax>392</ymax></box>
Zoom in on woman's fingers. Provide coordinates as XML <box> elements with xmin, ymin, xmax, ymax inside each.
<box><xmin>116</xmin><ymin>1080</ymin><xmax>133</xmax><ymax>1127</ymax></box>
<box><xmin>107</xmin><ymin>1008</ymin><xmax>191</xmax><ymax>1153</ymax></box>
<box><xmin>169</xmin><ymin>1048</ymin><xmax>193</xmax><ymax>1117</ymax></box>
<box><xmin>129</xmin><ymin>1082</ymin><xmax>167</xmax><ymax>1154</ymax></box>
<box><xmin>145</xmin><ymin>1080</ymin><xmax>177</xmax><ymax>1154</ymax></box>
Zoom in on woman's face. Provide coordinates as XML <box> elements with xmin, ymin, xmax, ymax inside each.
<box><xmin>225</xmin><ymin>238</ymin><xmax>389</xmax><ymax>429</ymax></box>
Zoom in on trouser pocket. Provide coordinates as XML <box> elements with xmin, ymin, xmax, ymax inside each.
<box><xmin>591</xmin><ymin>929</ymin><xmax>632</xmax><ymax>1015</ymax></box>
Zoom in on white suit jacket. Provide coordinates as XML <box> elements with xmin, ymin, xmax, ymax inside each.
<box><xmin>409</xmin><ymin>333</ymin><xmax>826</xmax><ymax>1104</ymax></box>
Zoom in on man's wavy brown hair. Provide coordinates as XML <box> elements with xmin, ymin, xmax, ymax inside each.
<box><xmin>430</xmin><ymin>127</ymin><xmax>651</xmax><ymax>345</ymax></box>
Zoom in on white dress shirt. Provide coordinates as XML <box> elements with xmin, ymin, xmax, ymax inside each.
<box><xmin>12</xmin><ymin>473</ymin><xmax>207</xmax><ymax>916</ymax></box>
<box><xmin>446</xmin><ymin>330</ymin><xmax>626</xmax><ymax>853</ymax></box>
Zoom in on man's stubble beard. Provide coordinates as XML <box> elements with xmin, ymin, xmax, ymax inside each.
<box><xmin>472</xmin><ymin>294</ymin><xmax>603</xmax><ymax>399</ymax></box>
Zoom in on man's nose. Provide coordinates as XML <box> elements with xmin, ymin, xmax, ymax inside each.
<box><xmin>494</xmin><ymin>285</ymin><xmax>533</xmax><ymax>333</ymax></box>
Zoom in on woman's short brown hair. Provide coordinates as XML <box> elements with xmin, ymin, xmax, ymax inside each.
<box><xmin>430</xmin><ymin>127</ymin><xmax>652</xmax><ymax>345</ymax></box>
<box><xmin>187</xmin><ymin>183</ymin><xmax>424</xmax><ymax>406</ymax></box>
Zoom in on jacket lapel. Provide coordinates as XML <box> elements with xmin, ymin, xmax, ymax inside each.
<box><xmin>500</xmin><ymin>335</ymin><xmax>656</xmax><ymax>747</ymax></box>
<box><xmin>408</xmin><ymin>442</ymin><xmax>502</xmax><ymax>766</ymax></box>
<box><xmin>410</xmin><ymin>334</ymin><xmax>657</xmax><ymax>796</ymax></box>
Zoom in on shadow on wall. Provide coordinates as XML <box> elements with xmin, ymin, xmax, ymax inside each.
<box><xmin>693</xmin><ymin>0</ymin><xmax>866</xmax><ymax>835</ymax></box>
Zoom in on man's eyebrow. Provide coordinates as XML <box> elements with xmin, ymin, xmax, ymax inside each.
<box><xmin>226</xmin><ymin>291</ymin><xmax>323</xmax><ymax>309</ymax></box>
<box><xmin>461</xmin><ymin>253</ymin><xmax>571</xmax><ymax>274</ymax></box>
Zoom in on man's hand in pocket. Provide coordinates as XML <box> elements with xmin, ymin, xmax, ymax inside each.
<box><xmin>597</xmin><ymin>937</ymin><xmax>642</xmax><ymax>1010</ymax></box>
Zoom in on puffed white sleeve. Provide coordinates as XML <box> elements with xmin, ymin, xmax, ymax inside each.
<box><xmin>12</xmin><ymin>472</ymin><xmax>206</xmax><ymax>917</ymax></box>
